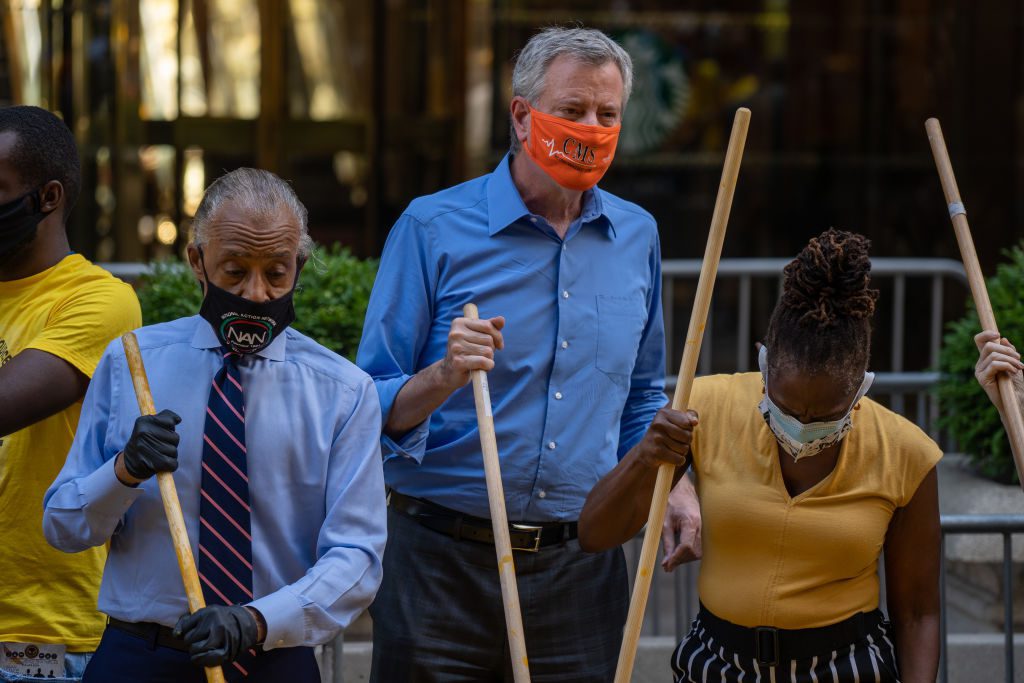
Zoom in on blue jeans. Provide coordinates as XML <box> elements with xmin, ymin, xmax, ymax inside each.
<box><xmin>0</xmin><ymin>652</ymin><xmax>91</xmax><ymax>682</ymax></box>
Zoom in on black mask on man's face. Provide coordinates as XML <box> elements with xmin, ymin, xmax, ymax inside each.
<box><xmin>0</xmin><ymin>187</ymin><xmax>49</xmax><ymax>266</ymax></box>
<box><xmin>196</xmin><ymin>248</ymin><xmax>299</xmax><ymax>355</ymax></box>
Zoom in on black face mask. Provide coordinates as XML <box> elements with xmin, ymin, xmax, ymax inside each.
<box><xmin>0</xmin><ymin>187</ymin><xmax>49</xmax><ymax>263</ymax></box>
<box><xmin>197</xmin><ymin>249</ymin><xmax>299</xmax><ymax>355</ymax></box>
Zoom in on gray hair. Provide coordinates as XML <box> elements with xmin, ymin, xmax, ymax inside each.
<box><xmin>510</xmin><ymin>26</ymin><xmax>633</xmax><ymax>153</ymax></box>
<box><xmin>190</xmin><ymin>167</ymin><xmax>314</xmax><ymax>259</ymax></box>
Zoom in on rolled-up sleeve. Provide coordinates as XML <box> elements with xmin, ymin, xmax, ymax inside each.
<box><xmin>356</xmin><ymin>213</ymin><xmax>438</xmax><ymax>462</ymax></box>
<box><xmin>43</xmin><ymin>345</ymin><xmax>143</xmax><ymax>551</ymax></box>
<box><xmin>617</xmin><ymin>231</ymin><xmax>669</xmax><ymax>458</ymax></box>
<box><xmin>248</xmin><ymin>376</ymin><xmax>387</xmax><ymax>648</ymax></box>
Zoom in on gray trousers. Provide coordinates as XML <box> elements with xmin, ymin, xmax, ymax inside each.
<box><xmin>369</xmin><ymin>506</ymin><xmax>628</xmax><ymax>682</ymax></box>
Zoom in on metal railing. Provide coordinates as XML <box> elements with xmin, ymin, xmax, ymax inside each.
<box><xmin>940</xmin><ymin>515</ymin><xmax>1023</xmax><ymax>683</ymax></box>
<box><xmin>631</xmin><ymin>514</ymin><xmax>1024</xmax><ymax>682</ymax></box>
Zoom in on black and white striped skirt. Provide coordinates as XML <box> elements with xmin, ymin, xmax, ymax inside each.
<box><xmin>671</xmin><ymin>612</ymin><xmax>902</xmax><ymax>683</ymax></box>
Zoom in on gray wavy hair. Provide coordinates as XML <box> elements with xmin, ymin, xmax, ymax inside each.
<box><xmin>510</xmin><ymin>26</ymin><xmax>633</xmax><ymax>153</ymax></box>
<box><xmin>190</xmin><ymin>167</ymin><xmax>314</xmax><ymax>258</ymax></box>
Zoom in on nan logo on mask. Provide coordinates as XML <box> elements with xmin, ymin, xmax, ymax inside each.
<box><xmin>218</xmin><ymin>314</ymin><xmax>275</xmax><ymax>354</ymax></box>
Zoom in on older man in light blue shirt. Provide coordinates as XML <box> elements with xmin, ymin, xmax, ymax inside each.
<box><xmin>358</xmin><ymin>26</ymin><xmax>698</xmax><ymax>681</ymax></box>
<box><xmin>44</xmin><ymin>168</ymin><xmax>386</xmax><ymax>683</ymax></box>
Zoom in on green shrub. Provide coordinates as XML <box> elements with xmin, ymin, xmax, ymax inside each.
<box><xmin>937</xmin><ymin>243</ymin><xmax>1024</xmax><ymax>485</ymax></box>
<box><xmin>136</xmin><ymin>245</ymin><xmax>378</xmax><ymax>361</ymax></box>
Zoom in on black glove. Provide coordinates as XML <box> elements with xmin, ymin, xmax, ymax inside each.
<box><xmin>121</xmin><ymin>409</ymin><xmax>181</xmax><ymax>479</ymax></box>
<box><xmin>173</xmin><ymin>605</ymin><xmax>260</xmax><ymax>667</ymax></box>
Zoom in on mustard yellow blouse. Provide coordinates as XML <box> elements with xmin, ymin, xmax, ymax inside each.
<box><xmin>689</xmin><ymin>372</ymin><xmax>942</xmax><ymax>629</ymax></box>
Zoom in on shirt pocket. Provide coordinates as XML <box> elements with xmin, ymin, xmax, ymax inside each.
<box><xmin>594</xmin><ymin>294</ymin><xmax>646</xmax><ymax>387</ymax></box>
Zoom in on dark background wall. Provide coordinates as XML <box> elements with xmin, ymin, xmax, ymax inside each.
<box><xmin>1</xmin><ymin>0</ymin><xmax>1020</xmax><ymax>270</ymax></box>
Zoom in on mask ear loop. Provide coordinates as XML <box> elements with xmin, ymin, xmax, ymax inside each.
<box><xmin>196</xmin><ymin>246</ymin><xmax>213</xmax><ymax>295</ymax></box>
<box><xmin>1</xmin><ymin>185</ymin><xmax>46</xmax><ymax>215</ymax></box>
<box><xmin>291</xmin><ymin>256</ymin><xmax>305</xmax><ymax>291</ymax></box>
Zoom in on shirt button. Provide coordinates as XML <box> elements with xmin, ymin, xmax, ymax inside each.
<box><xmin>547</xmin><ymin>441</ymin><xmax>557</xmax><ymax>450</ymax></box>
<box><xmin>561</xmin><ymin>340</ymin><xmax>569</xmax><ymax>349</ymax></box>
<box><xmin>538</xmin><ymin>490</ymin><xmax>547</xmax><ymax>499</ymax></box>
<box><xmin>554</xmin><ymin>391</ymin><xmax>563</xmax><ymax>400</ymax></box>
<box><xmin>562</xmin><ymin>290</ymin><xmax>570</xmax><ymax>299</ymax></box>
<box><xmin>276</xmin><ymin>639</ymin><xmax>285</xmax><ymax>647</ymax></box>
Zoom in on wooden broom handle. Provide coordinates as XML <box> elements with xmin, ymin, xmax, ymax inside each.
<box><xmin>925</xmin><ymin>119</ymin><xmax>1024</xmax><ymax>491</ymax></box>
<box><xmin>121</xmin><ymin>333</ymin><xmax>227</xmax><ymax>683</ymax></box>
<box><xmin>615</xmin><ymin>107</ymin><xmax>751</xmax><ymax>682</ymax></box>
<box><xmin>462</xmin><ymin>305</ymin><xmax>531</xmax><ymax>682</ymax></box>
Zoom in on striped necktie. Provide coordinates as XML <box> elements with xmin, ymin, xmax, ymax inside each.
<box><xmin>198</xmin><ymin>349</ymin><xmax>254</xmax><ymax>677</ymax></box>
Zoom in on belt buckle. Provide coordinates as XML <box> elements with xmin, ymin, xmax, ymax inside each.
<box><xmin>510</xmin><ymin>523</ymin><xmax>543</xmax><ymax>552</ymax></box>
<box><xmin>755</xmin><ymin>626</ymin><xmax>779</xmax><ymax>667</ymax></box>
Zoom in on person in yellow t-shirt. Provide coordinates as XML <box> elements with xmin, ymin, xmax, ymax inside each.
<box><xmin>0</xmin><ymin>106</ymin><xmax>141</xmax><ymax>682</ymax></box>
<box><xmin>580</xmin><ymin>229</ymin><xmax>941</xmax><ymax>683</ymax></box>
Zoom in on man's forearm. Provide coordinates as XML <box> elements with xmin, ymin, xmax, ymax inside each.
<box><xmin>384</xmin><ymin>359</ymin><xmax>459</xmax><ymax>438</ymax></box>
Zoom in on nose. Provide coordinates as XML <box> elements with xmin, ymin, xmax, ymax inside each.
<box><xmin>241</xmin><ymin>274</ymin><xmax>272</xmax><ymax>303</ymax></box>
<box><xmin>580</xmin><ymin>108</ymin><xmax>600</xmax><ymax>126</ymax></box>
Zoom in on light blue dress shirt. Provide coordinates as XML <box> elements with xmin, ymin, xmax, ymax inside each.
<box><xmin>357</xmin><ymin>154</ymin><xmax>668</xmax><ymax>522</ymax></box>
<box><xmin>44</xmin><ymin>316</ymin><xmax>387</xmax><ymax>650</ymax></box>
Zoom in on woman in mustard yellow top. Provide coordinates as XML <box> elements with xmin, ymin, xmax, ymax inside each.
<box><xmin>580</xmin><ymin>229</ymin><xmax>941</xmax><ymax>683</ymax></box>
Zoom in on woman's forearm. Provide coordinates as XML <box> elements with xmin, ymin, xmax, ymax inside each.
<box><xmin>578</xmin><ymin>448</ymin><xmax>668</xmax><ymax>552</ymax></box>
<box><xmin>893</xmin><ymin>613</ymin><xmax>939</xmax><ymax>683</ymax></box>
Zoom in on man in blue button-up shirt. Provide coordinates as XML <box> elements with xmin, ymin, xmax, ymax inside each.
<box><xmin>44</xmin><ymin>169</ymin><xmax>386</xmax><ymax>683</ymax></box>
<box><xmin>358</xmin><ymin>27</ymin><xmax>698</xmax><ymax>681</ymax></box>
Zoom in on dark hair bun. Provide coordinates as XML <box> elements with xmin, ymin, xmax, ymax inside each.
<box><xmin>780</xmin><ymin>228</ymin><xmax>879</xmax><ymax>328</ymax></box>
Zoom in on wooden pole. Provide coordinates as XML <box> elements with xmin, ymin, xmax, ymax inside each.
<box><xmin>925</xmin><ymin>118</ymin><xmax>1024</xmax><ymax>491</ymax></box>
<box><xmin>615</xmin><ymin>107</ymin><xmax>751</xmax><ymax>682</ymax></box>
<box><xmin>121</xmin><ymin>333</ymin><xmax>227</xmax><ymax>683</ymax></box>
<box><xmin>462</xmin><ymin>304</ymin><xmax>531</xmax><ymax>683</ymax></box>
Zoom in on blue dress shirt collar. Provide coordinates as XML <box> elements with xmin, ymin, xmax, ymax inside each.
<box><xmin>189</xmin><ymin>316</ymin><xmax>288</xmax><ymax>362</ymax></box>
<box><xmin>486</xmin><ymin>153</ymin><xmax>615</xmax><ymax>239</ymax></box>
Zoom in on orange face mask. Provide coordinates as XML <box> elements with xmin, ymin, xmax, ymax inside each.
<box><xmin>524</xmin><ymin>105</ymin><xmax>621</xmax><ymax>191</ymax></box>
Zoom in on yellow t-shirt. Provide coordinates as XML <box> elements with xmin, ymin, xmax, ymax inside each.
<box><xmin>0</xmin><ymin>254</ymin><xmax>141</xmax><ymax>651</ymax></box>
<box><xmin>689</xmin><ymin>372</ymin><xmax>942</xmax><ymax>629</ymax></box>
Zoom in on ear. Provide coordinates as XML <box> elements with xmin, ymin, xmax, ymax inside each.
<box><xmin>39</xmin><ymin>180</ymin><xmax>64</xmax><ymax>215</ymax></box>
<box><xmin>510</xmin><ymin>96</ymin><xmax>532</xmax><ymax>148</ymax></box>
<box><xmin>186</xmin><ymin>244</ymin><xmax>208</xmax><ymax>294</ymax></box>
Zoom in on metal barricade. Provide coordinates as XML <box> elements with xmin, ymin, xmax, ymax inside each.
<box><xmin>940</xmin><ymin>515</ymin><xmax>1024</xmax><ymax>683</ymax></box>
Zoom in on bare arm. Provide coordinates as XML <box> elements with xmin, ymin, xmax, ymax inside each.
<box><xmin>0</xmin><ymin>349</ymin><xmax>88</xmax><ymax>438</ymax></box>
<box><xmin>384</xmin><ymin>316</ymin><xmax>504</xmax><ymax>438</ymax></box>
<box><xmin>884</xmin><ymin>467</ymin><xmax>941</xmax><ymax>683</ymax></box>
<box><xmin>578</xmin><ymin>409</ymin><xmax>697</xmax><ymax>552</ymax></box>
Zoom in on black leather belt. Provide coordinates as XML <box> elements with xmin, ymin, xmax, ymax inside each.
<box><xmin>389</xmin><ymin>490</ymin><xmax>577</xmax><ymax>552</ymax></box>
<box><xmin>107</xmin><ymin>617</ymin><xmax>190</xmax><ymax>653</ymax></box>
<box><xmin>697</xmin><ymin>603</ymin><xmax>885</xmax><ymax>666</ymax></box>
